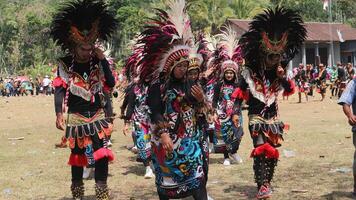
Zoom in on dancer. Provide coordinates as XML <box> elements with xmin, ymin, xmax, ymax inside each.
<box><xmin>295</xmin><ymin>64</ymin><xmax>309</xmax><ymax>103</ymax></box>
<box><xmin>316</xmin><ymin>63</ymin><xmax>327</xmax><ymax>101</ymax></box>
<box><xmin>238</xmin><ymin>7</ymin><xmax>306</xmax><ymax>199</ymax></box>
<box><xmin>137</xmin><ymin>0</ymin><xmax>209</xmax><ymax>199</ymax></box>
<box><xmin>122</xmin><ymin>49</ymin><xmax>154</xmax><ymax>178</ymax></box>
<box><xmin>51</xmin><ymin>1</ymin><xmax>117</xmax><ymax>199</ymax></box>
<box><xmin>212</xmin><ymin>27</ymin><xmax>244</xmax><ymax>166</ymax></box>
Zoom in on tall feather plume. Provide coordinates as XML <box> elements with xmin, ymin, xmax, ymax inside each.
<box><xmin>212</xmin><ymin>26</ymin><xmax>243</xmax><ymax>81</ymax></box>
<box><xmin>166</xmin><ymin>0</ymin><xmax>193</xmax><ymax>45</ymax></box>
<box><xmin>103</xmin><ymin>43</ymin><xmax>113</xmax><ymax>58</ymax></box>
<box><xmin>205</xmin><ymin>34</ymin><xmax>218</xmax><ymax>53</ymax></box>
<box><xmin>216</xmin><ymin>25</ymin><xmax>239</xmax><ymax>60</ymax></box>
<box><xmin>195</xmin><ymin>33</ymin><xmax>212</xmax><ymax>72</ymax></box>
<box><xmin>188</xmin><ymin>42</ymin><xmax>204</xmax><ymax>71</ymax></box>
<box><xmin>124</xmin><ymin>43</ymin><xmax>144</xmax><ymax>82</ymax></box>
<box><xmin>214</xmin><ymin>25</ymin><xmax>242</xmax><ymax>72</ymax></box>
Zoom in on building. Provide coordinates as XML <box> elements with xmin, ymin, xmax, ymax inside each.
<box><xmin>227</xmin><ymin>19</ymin><xmax>356</xmax><ymax>67</ymax></box>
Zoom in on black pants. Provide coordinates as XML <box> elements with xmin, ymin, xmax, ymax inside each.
<box><xmin>158</xmin><ymin>185</ymin><xmax>208</xmax><ymax>200</ymax></box>
<box><xmin>71</xmin><ymin>137</ymin><xmax>109</xmax><ymax>184</ymax></box>
<box><xmin>71</xmin><ymin>158</ymin><xmax>108</xmax><ymax>184</ymax></box>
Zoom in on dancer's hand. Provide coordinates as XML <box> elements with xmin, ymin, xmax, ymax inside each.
<box><xmin>207</xmin><ymin>113</ymin><xmax>214</xmax><ymax>123</ymax></box>
<box><xmin>93</xmin><ymin>47</ymin><xmax>105</xmax><ymax>60</ymax></box>
<box><xmin>204</xmin><ymin>67</ymin><xmax>214</xmax><ymax>78</ymax></box>
<box><xmin>213</xmin><ymin>113</ymin><xmax>218</xmax><ymax>123</ymax></box>
<box><xmin>232</xmin><ymin>114</ymin><xmax>240</xmax><ymax>128</ymax></box>
<box><xmin>161</xmin><ymin>133</ymin><xmax>173</xmax><ymax>153</ymax></box>
<box><xmin>191</xmin><ymin>85</ymin><xmax>204</xmax><ymax>103</ymax></box>
<box><xmin>276</xmin><ymin>66</ymin><xmax>285</xmax><ymax>79</ymax></box>
<box><xmin>56</xmin><ymin>113</ymin><xmax>65</xmax><ymax>131</ymax></box>
<box><xmin>123</xmin><ymin>123</ymin><xmax>130</xmax><ymax>136</ymax></box>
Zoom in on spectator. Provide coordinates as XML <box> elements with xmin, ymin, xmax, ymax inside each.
<box><xmin>5</xmin><ymin>79</ymin><xmax>14</xmax><ymax>97</ymax></box>
<box><xmin>35</xmin><ymin>76</ymin><xmax>41</xmax><ymax>95</ymax></box>
<box><xmin>42</xmin><ymin>75</ymin><xmax>52</xmax><ymax>95</ymax></box>
<box><xmin>338</xmin><ymin>77</ymin><xmax>356</xmax><ymax>195</ymax></box>
<box><xmin>0</xmin><ymin>78</ymin><xmax>4</xmax><ymax>96</ymax></box>
<box><xmin>29</xmin><ymin>78</ymin><xmax>34</xmax><ymax>95</ymax></box>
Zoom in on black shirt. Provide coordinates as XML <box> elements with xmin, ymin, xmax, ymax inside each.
<box><xmin>54</xmin><ymin>56</ymin><xmax>115</xmax><ymax>114</ymax></box>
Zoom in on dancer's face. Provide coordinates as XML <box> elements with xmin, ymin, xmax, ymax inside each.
<box><xmin>224</xmin><ymin>70</ymin><xmax>235</xmax><ymax>81</ymax></box>
<box><xmin>265</xmin><ymin>53</ymin><xmax>281</xmax><ymax>69</ymax></box>
<box><xmin>173</xmin><ymin>61</ymin><xmax>188</xmax><ymax>80</ymax></box>
<box><xmin>75</xmin><ymin>44</ymin><xmax>93</xmax><ymax>63</ymax></box>
<box><xmin>187</xmin><ymin>69</ymin><xmax>199</xmax><ymax>81</ymax></box>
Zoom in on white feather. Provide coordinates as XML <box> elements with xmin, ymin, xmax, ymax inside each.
<box><xmin>205</xmin><ymin>34</ymin><xmax>219</xmax><ymax>52</ymax></box>
<box><xmin>166</xmin><ymin>0</ymin><xmax>193</xmax><ymax>45</ymax></box>
<box><xmin>103</xmin><ymin>43</ymin><xmax>112</xmax><ymax>57</ymax></box>
<box><xmin>216</xmin><ymin>25</ymin><xmax>239</xmax><ymax>58</ymax></box>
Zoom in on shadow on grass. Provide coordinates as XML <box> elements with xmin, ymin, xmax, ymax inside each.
<box><xmin>121</xmin><ymin>163</ymin><xmax>145</xmax><ymax>176</ymax></box>
<box><xmin>208</xmin><ymin>157</ymin><xmax>224</xmax><ymax>165</ymax></box>
<box><xmin>222</xmin><ymin>184</ymin><xmax>257</xmax><ymax>199</ymax></box>
<box><xmin>322</xmin><ymin>191</ymin><xmax>355</xmax><ymax>200</ymax></box>
<box><xmin>118</xmin><ymin>144</ymin><xmax>133</xmax><ymax>150</ymax></box>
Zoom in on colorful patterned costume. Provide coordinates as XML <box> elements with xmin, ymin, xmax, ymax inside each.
<box><xmin>213</xmin><ymin>83</ymin><xmax>243</xmax><ymax>154</ymax></box>
<box><xmin>132</xmin><ymin>0</ymin><xmax>209</xmax><ymax>199</ymax></box>
<box><xmin>124</xmin><ymin>83</ymin><xmax>152</xmax><ymax>164</ymax></box>
<box><xmin>211</xmin><ymin>26</ymin><xmax>244</xmax><ymax>156</ymax></box>
<box><xmin>150</xmin><ymin>83</ymin><xmax>207</xmax><ymax>198</ymax></box>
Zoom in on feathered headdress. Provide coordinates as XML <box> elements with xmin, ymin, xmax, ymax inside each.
<box><xmin>188</xmin><ymin>43</ymin><xmax>204</xmax><ymax>72</ymax></box>
<box><xmin>192</xmin><ymin>32</ymin><xmax>213</xmax><ymax>72</ymax></box>
<box><xmin>205</xmin><ymin>34</ymin><xmax>219</xmax><ymax>68</ymax></box>
<box><xmin>137</xmin><ymin>0</ymin><xmax>195</xmax><ymax>82</ymax></box>
<box><xmin>239</xmin><ymin>7</ymin><xmax>307</xmax><ymax>70</ymax></box>
<box><xmin>51</xmin><ymin>0</ymin><xmax>118</xmax><ymax>51</ymax></box>
<box><xmin>124</xmin><ymin>43</ymin><xmax>144</xmax><ymax>82</ymax></box>
<box><xmin>199</xmin><ymin>34</ymin><xmax>221</xmax><ymax>80</ymax></box>
<box><xmin>215</xmin><ymin>26</ymin><xmax>243</xmax><ymax>76</ymax></box>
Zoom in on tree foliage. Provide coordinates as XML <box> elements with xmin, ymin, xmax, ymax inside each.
<box><xmin>0</xmin><ymin>0</ymin><xmax>355</xmax><ymax>75</ymax></box>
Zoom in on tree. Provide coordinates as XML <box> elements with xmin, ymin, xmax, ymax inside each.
<box><xmin>335</xmin><ymin>0</ymin><xmax>356</xmax><ymax>27</ymax></box>
<box><xmin>230</xmin><ymin>0</ymin><xmax>269</xmax><ymax>19</ymax></box>
<box><xmin>270</xmin><ymin>0</ymin><xmax>328</xmax><ymax>22</ymax></box>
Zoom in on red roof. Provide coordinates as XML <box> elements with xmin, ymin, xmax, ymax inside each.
<box><xmin>227</xmin><ymin>19</ymin><xmax>356</xmax><ymax>42</ymax></box>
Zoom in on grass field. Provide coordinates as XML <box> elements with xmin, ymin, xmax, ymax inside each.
<box><xmin>0</xmin><ymin>92</ymin><xmax>355</xmax><ymax>200</ymax></box>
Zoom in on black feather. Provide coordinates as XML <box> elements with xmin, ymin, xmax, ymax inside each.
<box><xmin>50</xmin><ymin>0</ymin><xmax>118</xmax><ymax>51</ymax></box>
<box><xmin>239</xmin><ymin>6</ymin><xmax>307</xmax><ymax>70</ymax></box>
